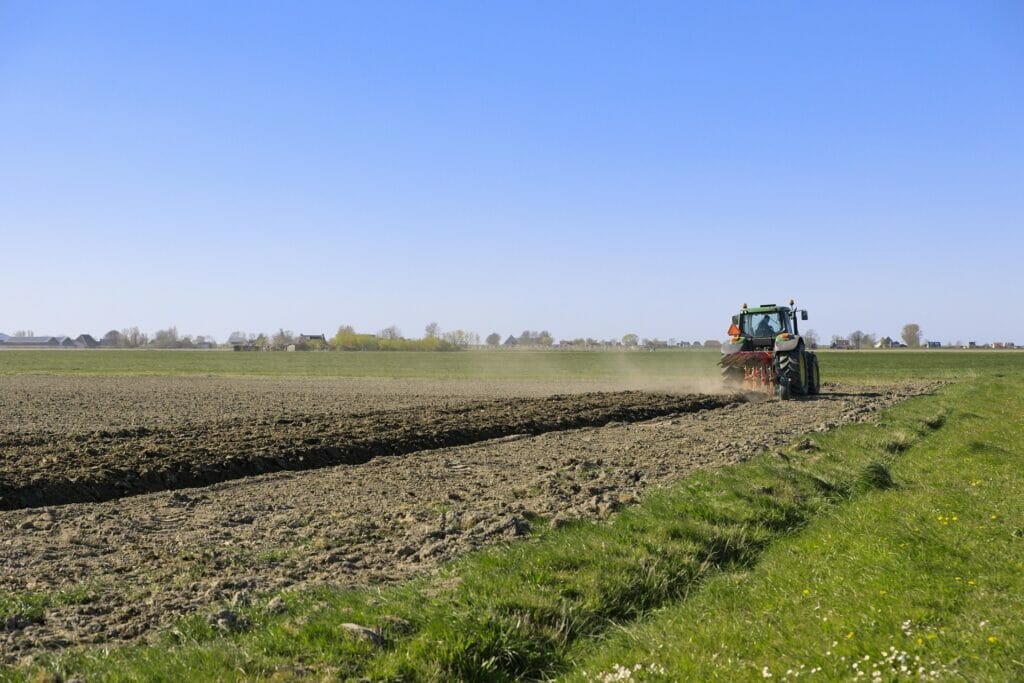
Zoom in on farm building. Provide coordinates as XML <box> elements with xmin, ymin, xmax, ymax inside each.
<box><xmin>75</xmin><ymin>334</ymin><xmax>99</xmax><ymax>348</ymax></box>
<box><xmin>0</xmin><ymin>335</ymin><xmax>77</xmax><ymax>348</ymax></box>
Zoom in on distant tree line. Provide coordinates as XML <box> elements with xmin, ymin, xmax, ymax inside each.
<box><xmin>827</xmin><ymin>323</ymin><xmax>924</xmax><ymax>349</ymax></box>
<box><xmin>99</xmin><ymin>327</ymin><xmax>217</xmax><ymax>349</ymax></box>
<box><xmin>226</xmin><ymin>323</ymin><xmax>483</xmax><ymax>352</ymax></box>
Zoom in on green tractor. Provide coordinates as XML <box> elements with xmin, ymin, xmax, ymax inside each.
<box><xmin>719</xmin><ymin>300</ymin><xmax>820</xmax><ymax>399</ymax></box>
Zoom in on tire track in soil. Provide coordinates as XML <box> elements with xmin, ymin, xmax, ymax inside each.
<box><xmin>0</xmin><ymin>392</ymin><xmax>734</xmax><ymax>511</ymax></box>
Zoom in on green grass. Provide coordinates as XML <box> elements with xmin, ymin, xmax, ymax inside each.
<box><xmin>1</xmin><ymin>348</ymin><xmax>1020</xmax><ymax>381</ymax></box>
<box><xmin>564</xmin><ymin>378</ymin><xmax>1024</xmax><ymax>681</ymax></box>
<box><xmin>7</xmin><ymin>372</ymin><xmax>1023</xmax><ymax>681</ymax></box>
<box><xmin>817</xmin><ymin>349</ymin><xmax>1024</xmax><ymax>383</ymax></box>
<box><xmin>0</xmin><ymin>349</ymin><xmax>720</xmax><ymax>380</ymax></box>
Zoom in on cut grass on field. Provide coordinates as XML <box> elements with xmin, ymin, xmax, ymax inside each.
<box><xmin>1</xmin><ymin>348</ymin><xmax>1020</xmax><ymax>381</ymax></box>
<box><xmin>10</xmin><ymin>377</ymin><xmax>1023</xmax><ymax>681</ymax></box>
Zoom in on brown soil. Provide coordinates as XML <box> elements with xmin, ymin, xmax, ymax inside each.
<box><xmin>1</xmin><ymin>385</ymin><xmax>730</xmax><ymax>510</ymax></box>
<box><xmin>0</xmin><ymin>376</ymin><xmax>940</xmax><ymax>662</ymax></box>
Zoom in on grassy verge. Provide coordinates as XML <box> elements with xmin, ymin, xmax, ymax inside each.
<box><xmin>565</xmin><ymin>377</ymin><xmax>1024</xmax><ymax>681</ymax></box>
<box><xmin>9</xmin><ymin>379</ymin><xmax>1019</xmax><ymax>680</ymax></box>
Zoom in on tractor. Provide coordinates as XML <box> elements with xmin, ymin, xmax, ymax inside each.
<box><xmin>719</xmin><ymin>300</ymin><xmax>820</xmax><ymax>399</ymax></box>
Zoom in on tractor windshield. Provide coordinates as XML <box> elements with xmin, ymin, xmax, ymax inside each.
<box><xmin>743</xmin><ymin>312</ymin><xmax>784</xmax><ymax>338</ymax></box>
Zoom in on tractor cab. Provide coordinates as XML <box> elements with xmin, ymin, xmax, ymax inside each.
<box><xmin>728</xmin><ymin>304</ymin><xmax>799</xmax><ymax>350</ymax></box>
<box><xmin>740</xmin><ymin>310</ymin><xmax>789</xmax><ymax>338</ymax></box>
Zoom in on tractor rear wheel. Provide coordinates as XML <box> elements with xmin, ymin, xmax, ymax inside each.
<box><xmin>778</xmin><ymin>345</ymin><xmax>808</xmax><ymax>396</ymax></box>
<box><xmin>807</xmin><ymin>355</ymin><xmax>821</xmax><ymax>395</ymax></box>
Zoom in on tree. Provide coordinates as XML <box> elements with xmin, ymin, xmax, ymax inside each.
<box><xmin>622</xmin><ymin>333</ymin><xmax>639</xmax><ymax>347</ymax></box>
<box><xmin>378</xmin><ymin>325</ymin><xmax>401</xmax><ymax>340</ymax></box>
<box><xmin>901</xmin><ymin>323</ymin><xmax>922</xmax><ymax>348</ymax></box>
<box><xmin>271</xmin><ymin>328</ymin><xmax>294</xmax><ymax>350</ymax></box>
<box><xmin>121</xmin><ymin>327</ymin><xmax>146</xmax><ymax>348</ymax></box>
<box><xmin>861</xmin><ymin>333</ymin><xmax>877</xmax><ymax>349</ymax></box>
<box><xmin>102</xmin><ymin>330</ymin><xmax>123</xmax><ymax>347</ymax></box>
<box><xmin>803</xmin><ymin>329</ymin><xmax>819</xmax><ymax>349</ymax></box>
<box><xmin>424</xmin><ymin>322</ymin><xmax>440</xmax><ymax>339</ymax></box>
<box><xmin>849</xmin><ymin>330</ymin><xmax>865</xmax><ymax>349</ymax></box>
<box><xmin>537</xmin><ymin>330</ymin><xmax>553</xmax><ymax>347</ymax></box>
<box><xmin>152</xmin><ymin>326</ymin><xmax>180</xmax><ymax>348</ymax></box>
<box><xmin>485</xmin><ymin>332</ymin><xmax>501</xmax><ymax>346</ymax></box>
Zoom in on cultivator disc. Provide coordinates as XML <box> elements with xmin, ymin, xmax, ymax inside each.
<box><xmin>719</xmin><ymin>351</ymin><xmax>776</xmax><ymax>396</ymax></box>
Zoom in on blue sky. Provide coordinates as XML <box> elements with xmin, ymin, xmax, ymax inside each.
<box><xmin>2</xmin><ymin>1</ymin><xmax>1022</xmax><ymax>344</ymax></box>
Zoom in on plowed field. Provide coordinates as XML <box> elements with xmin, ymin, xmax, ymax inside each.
<box><xmin>0</xmin><ymin>375</ymin><xmax>939</xmax><ymax>661</ymax></box>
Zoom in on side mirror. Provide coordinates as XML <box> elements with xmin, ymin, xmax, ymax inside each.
<box><xmin>732</xmin><ymin>315</ymin><xmax>740</xmax><ymax>325</ymax></box>
<box><xmin>801</xmin><ymin>311</ymin><xmax>808</xmax><ymax>321</ymax></box>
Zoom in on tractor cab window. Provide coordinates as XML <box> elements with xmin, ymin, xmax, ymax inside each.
<box><xmin>744</xmin><ymin>313</ymin><xmax>783</xmax><ymax>338</ymax></box>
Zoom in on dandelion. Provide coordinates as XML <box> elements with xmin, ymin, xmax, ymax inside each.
<box><xmin>846</xmin><ymin>631</ymin><xmax>855</xmax><ymax>639</ymax></box>
<box><xmin>967</xmin><ymin>579</ymin><xmax>976</xmax><ymax>586</ymax></box>
<box><xmin>991</xmin><ymin>514</ymin><xmax>998</xmax><ymax>520</ymax></box>
<box><xmin>988</xmin><ymin>636</ymin><xmax>998</xmax><ymax>643</ymax></box>
<box><xmin>803</xmin><ymin>588</ymin><xmax>811</xmax><ymax>596</ymax></box>
<box><xmin>879</xmin><ymin>589</ymin><xmax>887</xmax><ymax>596</ymax></box>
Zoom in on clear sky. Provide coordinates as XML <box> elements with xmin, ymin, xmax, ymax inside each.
<box><xmin>2</xmin><ymin>1</ymin><xmax>1022</xmax><ymax>344</ymax></box>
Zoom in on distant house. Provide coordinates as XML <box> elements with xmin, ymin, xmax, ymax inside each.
<box><xmin>831</xmin><ymin>338</ymin><xmax>852</xmax><ymax>350</ymax></box>
<box><xmin>75</xmin><ymin>334</ymin><xmax>99</xmax><ymax>348</ymax></box>
<box><xmin>503</xmin><ymin>335</ymin><xmax>519</xmax><ymax>347</ymax></box>
<box><xmin>0</xmin><ymin>333</ymin><xmax>9</xmax><ymax>342</ymax></box>
<box><xmin>678</xmin><ymin>341</ymin><xmax>691</xmax><ymax>348</ymax></box>
<box><xmin>703</xmin><ymin>339</ymin><xmax>722</xmax><ymax>348</ymax></box>
<box><xmin>926</xmin><ymin>341</ymin><xmax>942</xmax><ymax>349</ymax></box>
<box><xmin>298</xmin><ymin>334</ymin><xmax>327</xmax><ymax>344</ymax></box>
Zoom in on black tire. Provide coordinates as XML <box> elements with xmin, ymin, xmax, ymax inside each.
<box><xmin>777</xmin><ymin>344</ymin><xmax>807</xmax><ymax>395</ymax></box>
<box><xmin>807</xmin><ymin>355</ymin><xmax>821</xmax><ymax>395</ymax></box>
<box><xmin>778</xmin><ymin>376</ymin><xmax>792</xmax><ymax>400</ymax></box>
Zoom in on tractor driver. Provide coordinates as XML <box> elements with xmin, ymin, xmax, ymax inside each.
<box><xmin>753</xmin><ymin>314</ymin><xmax>778</xmax><ymax>337</ymax></box>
